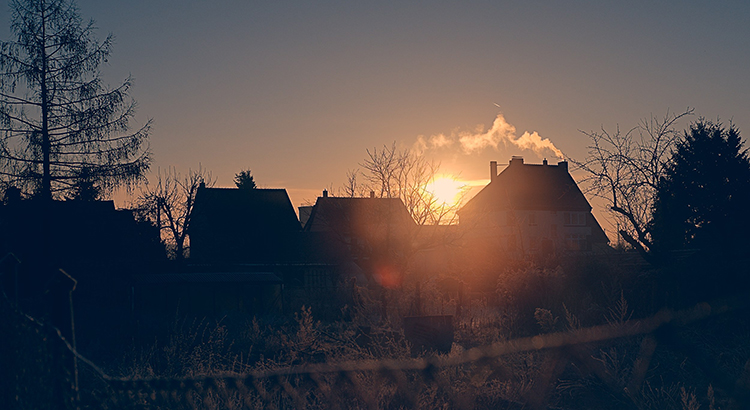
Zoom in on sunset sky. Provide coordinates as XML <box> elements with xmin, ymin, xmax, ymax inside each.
<box><xmin>2</xmin><ymin>1</ymin><xmax>749</xmax><ymax>227</ymax></box>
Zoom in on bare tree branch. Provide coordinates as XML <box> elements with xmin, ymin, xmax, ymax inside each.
<box><xmin>358</xmin><ymin>143</ymin><xmax>464</xmax><ymax>225</ymax></box>
<box><xmin>571</xmin><ymin>108</ymin><xmax>694</xmax><ymax>256</ymax></box>
<box><xmin>136</xmin><ymin>166</ymin><xmax>215</xmax><ymax>260</ymax></box>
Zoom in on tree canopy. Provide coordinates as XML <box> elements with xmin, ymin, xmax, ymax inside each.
<box><xmin>651</xmin><ymin>120</ymin><xmax>750</xmax><ymax>260</ymax></box>
<box><xmin>234</xmin><ymin>169</ymin><xmax>256</xmax><ymax>190</ymax></box>
<box><xmin>0</xmin><ymin>0</ymin><xmax>151</xmax><ymax>200</ymax></box>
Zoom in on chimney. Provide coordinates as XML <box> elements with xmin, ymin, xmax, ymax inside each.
<box><xmin>490</xmin><ymin>161</ymin><xmax>498</xmax><ymax>182</ymax></box>
<box><xmin>543</xmin><ymin>158</ymin><xmax>548</xmax><ymax>165</ymax></box>
<box><xmin>510</xmin><ymin>156</ymin><xmax>524</xmax><ymax>166</ymax></box>
<box><xmin>322</xmin><ymin>189</ymin><xmax>328</xmax><ymax>198</ymax></box>
<box><xmin>369</xmin><ymin>190</ymin><xmax>375</xmax><ymax>198</ymax></box>
<box><xmin>558</xmin><ymin>160</ymin><xmax>568</xmax><ymax>171</ymax></box>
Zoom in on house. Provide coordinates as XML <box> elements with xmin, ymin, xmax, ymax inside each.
<box><xmin>303</xmin><ymin>190</ymin><xmax>416</xmax><ymax>257</ymax></box>
<box><xmin>152</xmin><ymin>186</ymin><xmax>358</xmax><ymax>319</ymax></box>
<box><xmin>189</xmin><ymin>186</ymin><xmax>302</xmax><ymax>263</ymax></box>
<box><xmin>303</xmin><ymin>190</ymin><xmax>416</xmax><ymax>287</ymax></box>
<box><xmin>0</xmin><ymin>195</ymin><xmax>163</xmax><ymax>344</ymax></box>
<box><xmin>457</xmin><ymin>157</ymin><xmax>608</xmax><ymax>256</ymax></box>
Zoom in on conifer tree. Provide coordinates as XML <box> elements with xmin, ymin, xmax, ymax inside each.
<box><xmin>652</xmin><ymin>120</ymin><xmax>750</xmax><ymax>259</ymax></box>
<box><xmin>0</xmin><ymin>0</ymin><xmax>151</xmax><ymax>200</ymax></box>
<box><xmin>234</xmin><ymin>169</ymin><xmax>257</xmax><ymax>190</ymax></box>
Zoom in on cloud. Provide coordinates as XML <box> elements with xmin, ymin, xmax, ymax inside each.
<box><xmin>414</xmin><ymin>112</ymin><xmax>564</xmax><ymax>159</ymax></box>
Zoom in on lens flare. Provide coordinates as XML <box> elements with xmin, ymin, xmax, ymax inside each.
<box><xmin>374</xmin><ymin>264</ymin><xmax>402</xmax><ymax>289</ymax></box>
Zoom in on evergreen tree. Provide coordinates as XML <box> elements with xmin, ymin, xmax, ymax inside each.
<box><xmin>0</xmin><ymin>0</ymin><xmax>151</xmax><ymax>200</ymax></box>
<box><xmin>652</xmin><ymin>120</ymin><xmax>750</xmax><ymax>260</ymax></box>
<box><xmin>234</xmin><ymin>169</ymin><xmax>257</xmax><ymax>190</ymax></box>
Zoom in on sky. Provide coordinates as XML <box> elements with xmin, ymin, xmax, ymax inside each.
<box><xmin>2</xmin><ymin>1</ymin><xmax>749</xmax><ymax>232</ymax></box>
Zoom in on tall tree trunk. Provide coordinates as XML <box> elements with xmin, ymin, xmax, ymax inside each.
<box><xmin>40</xmin><ymin>4</ymin><xmax>51</xmax><ymax>201</ymax></box>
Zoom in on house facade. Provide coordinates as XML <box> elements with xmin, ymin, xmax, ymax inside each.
<box><xmin>458</xmin><ymin>157</ymin><xmax>608</xmax><ymax>255</ymax></box>
<box><xmin>303</xmin><ymin>190</ymin><xmax>416</xmax><ymax>261</ymax></box>
<box><xmin>303</xmin><ymin>190</ymin><xmax>416</xmax><ymax>288</ymax></box>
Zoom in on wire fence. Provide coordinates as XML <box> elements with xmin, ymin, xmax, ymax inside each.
<box><xmin>1</xmin><ymin>281</ymin><xmax>78</xmax><ymax>410</ymax></box>
<box><xmin>3</xmin><ymin>264</ymin><xmax>750</xmax><ymax>409</ymax></box>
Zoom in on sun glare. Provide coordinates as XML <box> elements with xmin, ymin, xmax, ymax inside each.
<box><xmin>426</xmin><ymin>176</ymin><xmax>465</xmax><ymax>206</ymax></box>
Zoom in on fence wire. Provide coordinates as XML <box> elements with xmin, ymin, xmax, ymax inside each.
<box><xmin>3</xmin><ymin>269</ymin><xmax>750</xmax><ymax>410</ymax></box>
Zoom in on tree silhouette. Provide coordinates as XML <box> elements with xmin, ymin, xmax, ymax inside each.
<box><xmin>573</xmin><ymin>109</ymin><xmax>694</xmax><ymax>260</ymax></box>
<box><xmin>0</xmin><ymin>0</ymin><xmax>151</xmax><ymax>200</ymax></box>
<box><xmin>234</xmin><ymin>169</ymin><xmax>256</xmax><ymax>190</ymax></box>
<box><xmin>358</xmin><ymin>142</ymin><xmax>462</xmax><ymax>225</ymax></box>
<box><xmin>137</xmin><ymin>167</ymin><xmax>215</xmax><ymax>260</ymax></box>
<box><xmin>652</xmin><ymin>120</ymin><xmax>750</xmax><ymax>260</ymax></box>
<box><xmin>67</xmin><ymin>165</ymin><xmax>101</xmax><ymax>201</ymax></box>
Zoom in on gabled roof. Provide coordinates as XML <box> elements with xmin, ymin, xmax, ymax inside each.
<box><xmin>304</xmin><ymin>196</ymin><xmax>415</xmax><ymax>234</ymax></box>
<box><xmin>192</xmin><ymin>187</ymin><xmax>301</xmax><ymax>233</ymax></box>
<box><xmin>459</xmin><ymin>159</ymin><xmax>591</xmax><ymax>214</ymax></box>
<box><xmin>189</xmin><ymin>187</ymin><xmax>301</xmax><ymax>262</ymax></box>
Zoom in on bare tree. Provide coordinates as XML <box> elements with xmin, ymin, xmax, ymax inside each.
<box><xmin>343</xmin><ymin>168</ymin><xmax>362</xmax><ymax>198</ymax></box>
<box><xmin>572</xmin><ymin>109</ymin><xmax>693</xmax><ymax>259</ymax></box>
<box><xmin>137</xmin><ymin>166</ymin><xmax>215</xmax><ymax>260</ymax></box>
<box><xmin>359</xmin><ymin>143</ymin><xmax>462</xmax><ymax>225</ymax></box>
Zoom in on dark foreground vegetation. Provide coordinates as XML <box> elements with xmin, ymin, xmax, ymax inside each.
<box><xmin>3</xmin><ymin>250</ymin><xmax>750</xmax><ymax>410</ymax></box>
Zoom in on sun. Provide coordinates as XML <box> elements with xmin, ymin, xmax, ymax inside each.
<box><xmin>426</xmin><ymin>175</ymin><xmax>465</xmax><ymax>206</ymax></box>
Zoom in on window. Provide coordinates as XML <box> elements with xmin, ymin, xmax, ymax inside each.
<box><xmin>563</xmin><ymin>212</ymin><xmax>586</xmax><ymax>226</ymax></box>
<box><xmin>565</xmin><ymin>233</ymin><xmax>587</xmax><ymax>250</ymax></box>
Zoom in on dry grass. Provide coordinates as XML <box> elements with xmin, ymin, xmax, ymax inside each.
<box><xmin>101</xmin><ymin>255</ymin><xmax>748</xmax><ymax>409</ymax></box>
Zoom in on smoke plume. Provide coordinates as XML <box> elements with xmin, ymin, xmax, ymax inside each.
<box><xmin>414</xmin><ymin>113</ymin><xmax>564</xmax><ymax>159</ymax></box>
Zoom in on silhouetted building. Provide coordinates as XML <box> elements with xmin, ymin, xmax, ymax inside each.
<box><xmin>0</xmin><ymin>197</ymin><xmax>163</xmax><ymax>343</ymax></box>
<box><xmin>189</xmin><ymin>186</ymin><xmax>302</xmax><ymax>263</ymax></box>
<box><xmin>458</xmin><ymin>157</ymin><xmax>608</xmax><ymax>256</ymax></box>
<box><xmin>145</xmin><ymin>186</ymin><xmax>359</xmax><ymax>320</ymax></box>
<box><xmin>304</xmin><ymin>192</ymin><xmax>414</xmax><ymax>254</ymax></box>
<box><xmin>303</xmin><ymin>192</ymin><xmax>416</xmax><ymax>289</ymax></box>
<box><xmin>304</xmin><ymin>192</ymin><xmax>415</xmax><ymax>255</ymax></box>
<box><xmin>298</xmin><ymin>205</ymin><xmax>314</xmax><ymax>228</ymax></box>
